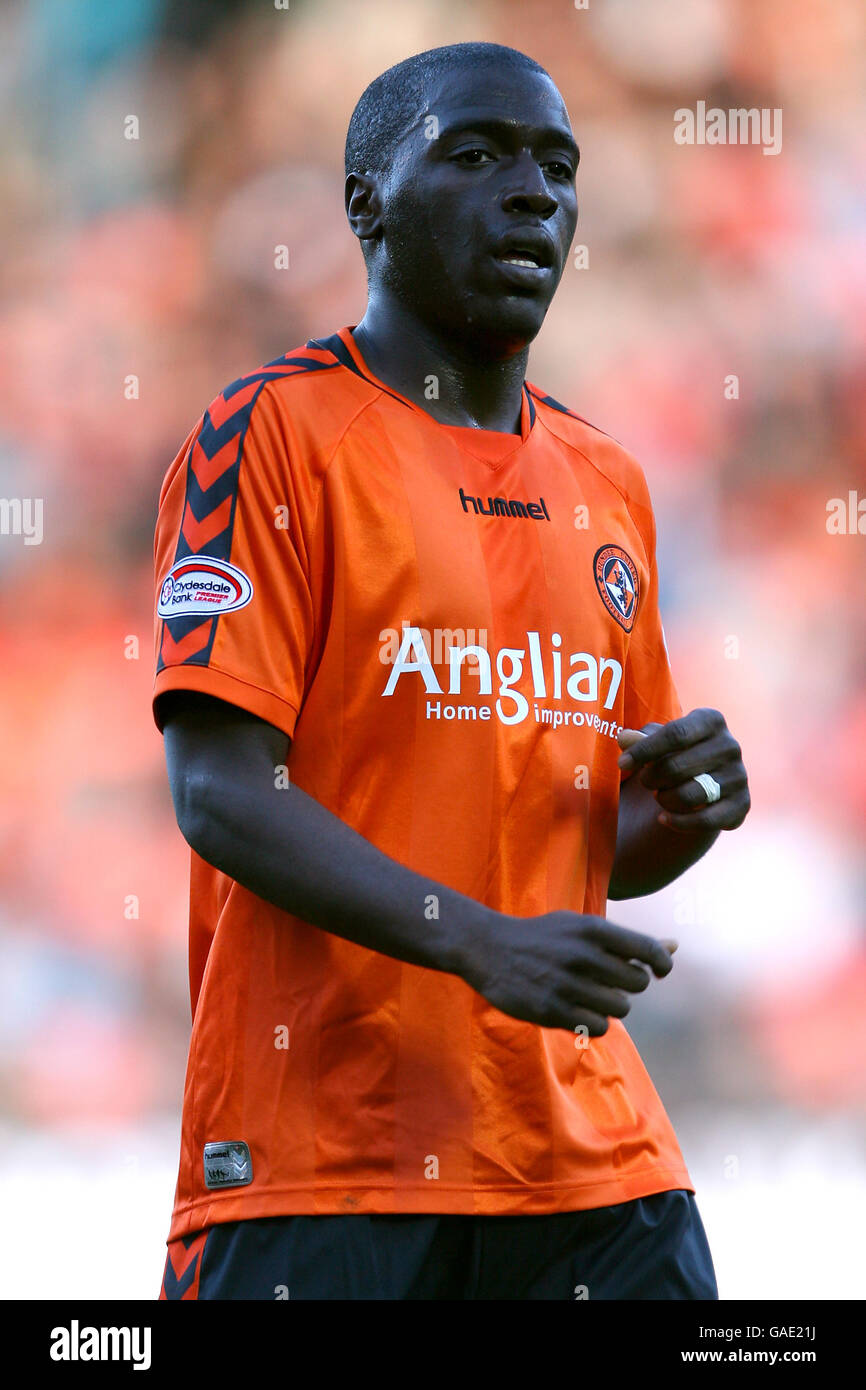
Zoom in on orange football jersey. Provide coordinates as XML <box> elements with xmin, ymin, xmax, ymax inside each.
<box><xmin>153</xmin><ymin>326</ymin><xmax>692</xmax><ymax>1241</ymax></box>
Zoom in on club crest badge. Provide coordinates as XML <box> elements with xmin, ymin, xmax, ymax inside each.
<box><xmin>593</xmin><ymin>544</ymin><xmax>639</xmax><ymax>632</ymax></box>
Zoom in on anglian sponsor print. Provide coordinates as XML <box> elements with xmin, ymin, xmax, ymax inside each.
<box><xmin>382</xmin><ymin>625</ymin><xmax>623</xmax><ymax>727</ymax></box>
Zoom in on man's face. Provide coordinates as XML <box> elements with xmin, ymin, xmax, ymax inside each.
<box><xmin>369</xmin><ymin>65</ymin><xmax>579</xmax><ymax>358</ymax></box>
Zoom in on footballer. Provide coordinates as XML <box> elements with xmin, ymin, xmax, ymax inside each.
<box><xmin>154</xmin><ymin>42</ymin><xmax>750</xmax><ymax>1300</ymax></box>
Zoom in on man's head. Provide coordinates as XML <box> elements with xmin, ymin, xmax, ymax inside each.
<box><xmin>345</xmin><ymin>43</ymin><xmax>579</xmax><ymax>359</ymax></box>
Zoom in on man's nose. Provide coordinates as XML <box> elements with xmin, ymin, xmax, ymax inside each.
<box><xmin>500</xmin><ymin>152</ymin><xmax>559</xmax><ymax>217</ymax></box>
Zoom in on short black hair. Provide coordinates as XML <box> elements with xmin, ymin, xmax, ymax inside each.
<box><xmin>344</xmin><ymin>42</ymin><xmax>550</xmax><ymax>181</ymax></box>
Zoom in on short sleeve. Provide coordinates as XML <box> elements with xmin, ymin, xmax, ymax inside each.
<box><xmin>153</xmin><ymin>378</ymin><xmax>315</xmax><ymax>739</ymax></box>
<box><xmin>620</xmin><ymin>491</ymin><xmax>682</xmax><ymax>745</ymax></box>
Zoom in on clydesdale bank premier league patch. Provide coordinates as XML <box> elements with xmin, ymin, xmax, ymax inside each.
<box><xmin>594</xmin><ymin>544</ymin><xmax>639</xmax><ymax>632</ymax></box>
<box><xmin>158</xmin><ymin>556</ymin><xmax>253</xmax><ymax>620</ymax></box>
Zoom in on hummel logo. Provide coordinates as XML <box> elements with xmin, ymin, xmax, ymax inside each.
<box><xmin>459</xmin><ymin>487</ymin><xmax>551</xmax><ymax>520</ymax></box>
<box><xmin>203</xmin><ymin>1140</ymin><xmax>253</xmax><ymax>1189</ymax></box>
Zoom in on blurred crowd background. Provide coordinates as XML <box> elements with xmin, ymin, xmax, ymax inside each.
<box><xmin>0</xmin><ymin>0</ymin><xmax>864</xmax><ymax>1298</ymax></box>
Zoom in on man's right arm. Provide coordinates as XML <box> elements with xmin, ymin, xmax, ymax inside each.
<box><xmin>161</xmin><ymin>690</ymin><xmax>676</xmax><ymax>1035</ymax></box>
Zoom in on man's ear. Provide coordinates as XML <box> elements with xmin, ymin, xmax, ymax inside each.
<box><xmin>345</xmin><ymin>171</ymin><xmax>383</xmax><ymax>243</ymax></box>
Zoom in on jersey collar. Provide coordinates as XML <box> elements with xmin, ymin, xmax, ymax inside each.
<box><xmin>308</xmin><ymin>326</ymin><xmax>536</xmax><ymax>462</ymax></box>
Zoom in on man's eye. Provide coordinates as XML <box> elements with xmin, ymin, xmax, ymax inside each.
<box><xmin>453</xmin><ymin>148</ymin><xmax>494</xmax><ymax>165</ymax></box>
<box><xmin>544</xmin><ymin>160</ymin><xmax>573</xmax><ymax>179</ymax></box>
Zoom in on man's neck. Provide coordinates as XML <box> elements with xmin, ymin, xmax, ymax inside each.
<box><xmin>351</xmin><ymin>297</ymin><xmax>529</xmax><ymax>434</ymax></box>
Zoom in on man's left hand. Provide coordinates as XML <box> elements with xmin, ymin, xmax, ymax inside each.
<box><xmin>616</xmin><ymin>708</ymin><xmax>750</xmax><ymax>833</ymax></box>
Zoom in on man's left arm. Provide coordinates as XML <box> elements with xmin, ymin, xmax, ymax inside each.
<box><xmin>608</xmin><ymin>709</ymin><xmax>750</xmax><ymax>899</ymax></box>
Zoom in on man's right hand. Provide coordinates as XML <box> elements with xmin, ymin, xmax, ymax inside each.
<box><xmin>461</xmin><ymin>911</ymin><xmax>677</xmax><ymax>1035</ymax></box>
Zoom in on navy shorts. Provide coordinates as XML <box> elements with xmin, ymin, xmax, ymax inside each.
<box><xmin>160</xmin><ymin>1189</ymin><xmax>717</xmax><ymax>1300</ymax></box>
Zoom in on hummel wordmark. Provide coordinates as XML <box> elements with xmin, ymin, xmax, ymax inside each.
<box><xmin>459</xmin><ymin>487</ymin><xmax>551</xmax><ymax>520</ymax></box>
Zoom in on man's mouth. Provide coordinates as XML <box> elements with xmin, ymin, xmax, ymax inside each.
<box><xmin>499</xmin><ymin>251</ymin><xmax>543</xmax><ymax>269</ymax></box>
<box><xmin>492</xmin><ymin>251</ymin><xmax>554</xmax><ymax>289</ymax></box>
<box><xmin>491</xmin><ymin>232</ymin><xmax>556</xmax><ymax>287</ymax></box>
